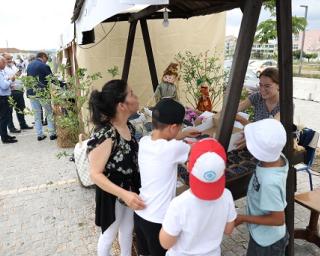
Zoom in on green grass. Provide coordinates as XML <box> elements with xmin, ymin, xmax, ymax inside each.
<box><xmin>293</xmin><ymin>73</ymin><xmax>320</xmax><ymax>79</ymax></box>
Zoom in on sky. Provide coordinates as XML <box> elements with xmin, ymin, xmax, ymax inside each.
<box><xmin>0</xmin><ymin>0</ymin><xmax>319</xmax><ymax>51</ymax></box>
<box><xmin>0</xmin><ymin>0</ymin><xmax>75</xmax><ymax>50</ymax></box>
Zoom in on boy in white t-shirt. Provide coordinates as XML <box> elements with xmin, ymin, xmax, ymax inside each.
<box><xmin>134</xmin><ymin>98</ymin><xmax>199</xmax><ymax>256</ymax></box>
<box><xmin>159</xmin><ymin>138</ymin><xmax>237</xmax><ymax>256</ymax></box>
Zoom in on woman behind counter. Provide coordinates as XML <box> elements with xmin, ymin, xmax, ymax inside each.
<box><xmin>237</xmin><ymin>67</ymin><xmax>280</xmax><ymax>124</ymax></box>
<box><xmin>87</xmin><ymin>79</ymin><xmax>145</xmax><ymax>256</ymax></box>
<box><xmin>236</xmin><ymin>67</ymin><xmax>280</xmax><ymax>148</ymax></box>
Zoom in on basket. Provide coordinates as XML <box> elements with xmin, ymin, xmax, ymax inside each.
<box><xmin>56</xmin><ymin>126</ymin><xmax>78</xmax><ymax>148</ymax></box>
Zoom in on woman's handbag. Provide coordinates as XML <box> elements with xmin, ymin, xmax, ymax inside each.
<box><xmin>73</xmin><ymin>134</ymin><xmax>94</xmax><ymax>187</ymax></box>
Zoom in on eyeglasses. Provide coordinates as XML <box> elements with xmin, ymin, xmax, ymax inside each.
<box><xmin>252</xmin><ymin>171</ymin><xmax>260</xmax><ymax>192</ymax></box>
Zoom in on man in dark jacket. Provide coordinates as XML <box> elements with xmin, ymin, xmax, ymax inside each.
<box><xmin>27</xmin><ymin>52</ymin><xmax>57</xmax><ymax>141</ymax></box>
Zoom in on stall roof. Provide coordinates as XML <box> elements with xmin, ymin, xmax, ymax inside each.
<box><xmin>71</xmin><ymin>0</ymin><xmax>242</xmax><ymax>23</ymax></box>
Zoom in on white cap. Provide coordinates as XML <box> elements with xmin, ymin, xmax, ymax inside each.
<box><xmin>244</xmin><ymin>119</ymin><xmax>287</xmax><ymax>162</ymax></box>
<box><xmin>192</xmin><ymin>152</ymin><xmax>225</xmax><ymax>183</ymax></box>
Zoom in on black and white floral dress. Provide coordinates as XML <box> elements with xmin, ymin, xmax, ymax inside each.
<box><xmin>87</xmin><ymin>122</ymin><xmax>140</xmax><ymax>232</ymax></box>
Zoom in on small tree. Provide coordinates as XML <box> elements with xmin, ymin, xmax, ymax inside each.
<box><xmin>47</xmin><ymin>67</ymin><xmax>102</xmax><ymax>146</ymax></box>
<box><xmin>293</xmin><ymin>50</ymin><xmax>304</xmax><ymax>60</ymax></box>
<box><xmin>304</xmin><ymin>53</ymin><xmax>318</xmax><ymax>62</ymax></box>
<box><xmin>22</xmin><ymin>67</ymin><xmax>102</xmax><ymax>147</ymax></box>
<box><xmin>175</xmin><ymin>51</ymin><xmax>227</xmax><ymax>111</ymax></box>
<box><xmin>255</xmin><ymin>0</ymin><xmax>307</xmax><ymax>44</ymax></box>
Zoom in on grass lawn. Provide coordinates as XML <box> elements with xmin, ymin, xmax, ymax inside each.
<box><xmin>293</xmin><ymin>63</ymin><xmax>320</xmax><ymax>78</ymax></box>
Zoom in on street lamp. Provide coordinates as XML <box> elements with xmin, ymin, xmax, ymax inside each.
<box><xmin>298</xmin><ymin>5</ymin><xmax>308</xmax><ymax>75</ymax></box>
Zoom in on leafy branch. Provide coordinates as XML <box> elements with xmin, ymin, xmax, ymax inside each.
<box><xmin>175</xmin><ymin>51</ymin><xmax>226</xmax><ymax>110</ymax></box>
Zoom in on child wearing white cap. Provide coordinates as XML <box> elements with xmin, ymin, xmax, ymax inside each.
<box><xmin>159</xmin><ymin>138</ymin><xmax>237</xmax><ymax>256</ymax></box>
<box><xmin>235</xmin><ymin>118</ymin><xmax>289</xmax><ymax>256</ymax></box>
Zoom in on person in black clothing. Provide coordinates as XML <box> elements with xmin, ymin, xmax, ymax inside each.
<box><xmin>87</xmin><ymin>79</ymin><xmax>145</xmax><ymax>256</ymax></box>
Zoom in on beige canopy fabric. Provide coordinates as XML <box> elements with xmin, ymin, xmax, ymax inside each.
<box><xmin>75</xmin><ymin>13</ymin><xmax>226</xmax><ymax>128</ymax></box>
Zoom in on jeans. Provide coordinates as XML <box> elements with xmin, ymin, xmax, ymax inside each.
<box><xmin>29</xmin><ymin>98</ymin><xmax>56</xmax><ymax>137</ymax></box>
<box><xmin>8</xmin><ymin>90</ymin><xmax>28</xmax><ymax>129</ymax></box>
<box><xmin>0</xmin><ymin>96</ymin><xmax>10</xmax><ymax>140</ymax></box>
<box><xmin>247</xmin><ymin>231</ymin><xmax>289</xmax><ymax>256</ymax></box>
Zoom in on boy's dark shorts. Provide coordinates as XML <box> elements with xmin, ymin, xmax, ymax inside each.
<box><xmin>134</xmin><ymin>213</ymin><xmax>167</xmax><ymax>256</ymax></box>
<box><xmin>247</xmin><ymin>231</ymin><xmax>289</xmax><ymax>256</ymax></box>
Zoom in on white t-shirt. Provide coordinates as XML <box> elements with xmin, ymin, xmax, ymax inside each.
<box><xmin>135</xmin><ymin>136</ymin><xmax>190</xmax><ymax>223</ymax></box>
<box><xmin>162</xmin><ymin>189</ymin><xmax>237</xmax><ymax>256</ymax></box>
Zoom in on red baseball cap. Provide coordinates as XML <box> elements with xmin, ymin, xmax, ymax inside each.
<box><xmin>188</xmin><ymin>138</ymin><xmax>227</xmax><ymax>200</ymax></box>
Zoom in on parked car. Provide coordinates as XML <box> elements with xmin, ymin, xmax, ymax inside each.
<box><xmin>243</xmin><ymin>68</ymin><xmax>259</xmax><ymax>92</ymax></box>
<box><xmin>249</xmin><ymin>59</ymin><xmax>277</xmax><ymax>77</ymax></box>
<box><xmin>224</xmin><ymin>60</ymin><xmax>259</xmax><ymax>93</ymax></box>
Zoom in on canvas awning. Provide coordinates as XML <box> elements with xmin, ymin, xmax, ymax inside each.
<box><xmin>73</xmin><ymin>0</ymin><xmax>169</xmax><ymax>44</ymax></box>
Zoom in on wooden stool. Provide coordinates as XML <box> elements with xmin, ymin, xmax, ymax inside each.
<box><xmin>294</xmin><ymin>189</ymin><xmax>320</xmax><ymax>247</ymax></box>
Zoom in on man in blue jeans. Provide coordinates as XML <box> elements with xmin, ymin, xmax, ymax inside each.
<box><xmin>27</xmin><ymin>52</ymin><xmax>57</xmax><ymax>141</ymax></box>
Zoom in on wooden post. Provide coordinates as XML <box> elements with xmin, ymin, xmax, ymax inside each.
<box><xmin>122</xmin><ymin>21</ymin><xmax>138</xmax><ymax>82</ymax></box>
<box><xmin>129</xmin><ymin>5</ymin><xmax>167</xmax><ymax>22</ymax></box>
<box><xmin>140</xmin><ymin>19</ymin><xmax>159</xmax><ymax>92</ymax></box>
<box><xmin>216</xmin><ymin>0</ymin><xmax>263</xmax><ymax>150</ymax></box>
<box><xmin>276</xmin><ymin>1</ymin><xmax>294</xmax><ymax>255</ymax></box>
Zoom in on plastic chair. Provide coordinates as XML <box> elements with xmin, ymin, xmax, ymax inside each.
<box><xmin>295</xmin><ymin>128</ymin><xmax>319</xmax><ymax>191</ymax></box>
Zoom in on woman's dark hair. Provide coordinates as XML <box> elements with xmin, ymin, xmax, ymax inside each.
<box><xmin>259</xmin><ymin>67</ymin><xmax>279</xmax><ymax>84</ymax></box>
<box><xmin>89</xmin><ymin>79</ymin><xmax>128</xmax><ymax>127</ymax></box>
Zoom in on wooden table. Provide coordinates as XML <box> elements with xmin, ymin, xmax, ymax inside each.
<box><xmin>294</xmin><ymin>189</ymin><xmax>320</xmax><ymax>247</ymax></box>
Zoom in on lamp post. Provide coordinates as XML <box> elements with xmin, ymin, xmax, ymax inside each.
<box><xmin>298</xmin><ymin>5</ymin><xmax>308</xmax><ymax>75</ymax></box>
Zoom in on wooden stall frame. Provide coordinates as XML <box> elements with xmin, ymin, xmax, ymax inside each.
<box><xmin>72</xmin><ymin>1</ymin><xmax>296</xmax><ymax>254</ymax></box>
<box><xmin>276</xmin><ymin>0</ymin><xmax>295</xmax><ymax>254</ymax></box>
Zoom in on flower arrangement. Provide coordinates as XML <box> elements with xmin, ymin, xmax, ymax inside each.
<box><xmin>184</xmin><ymin>107</ymin><xmax>199</xmax><ymax>125</ymax></box>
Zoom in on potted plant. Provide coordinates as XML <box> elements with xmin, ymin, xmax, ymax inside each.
<box><xmin>175</xmin><ymin>50</ymin><xmax>227</xmax><ymax>112</ymax></box>
<box><xmin>22</xmin><ymin>67</ymin><xmax>102</xmax><ymax>148</ymax></box>
<box><xmin>47</xmin><ymin>67</ymin><xmax>102</xmax><ymax>148</ymax></box>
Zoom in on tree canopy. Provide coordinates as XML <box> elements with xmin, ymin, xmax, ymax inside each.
<box><xmin>254</xmin><ymin>0</ymin><xmax>307</xmax><ymax>44</ymax></box>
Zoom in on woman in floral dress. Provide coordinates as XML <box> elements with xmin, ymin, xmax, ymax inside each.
<box><xmin>87</xmin><ymin>79</ymin><xmax>145</xmax><ymax>256</ymax></box>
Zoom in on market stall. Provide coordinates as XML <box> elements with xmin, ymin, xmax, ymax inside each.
<box><xmin>71</xmin><ymin>0</ymin><xmax>298</xmax><ymax>254</ymax></box>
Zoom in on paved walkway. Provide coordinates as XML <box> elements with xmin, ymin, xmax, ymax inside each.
<box><xmin>0</xmin><ymin>129</ymin><xmax>98</xmax><ymax>255</ymax></box>
<box><xmin>1</xmin><ymin>127</ymin><xmax>320</xmax><ymax>255</ymax></box>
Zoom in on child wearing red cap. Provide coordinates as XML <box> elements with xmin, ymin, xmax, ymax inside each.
<box><xmin>159</xmin><ymin>138</ymin><xmax>237</xmax><ymax>256</ymax></box>
<box><xmin>134</xmin><ymin>98</ymin><xmax>200</xmax><ymax>256</ymax></box>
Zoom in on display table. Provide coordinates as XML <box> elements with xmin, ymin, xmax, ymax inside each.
<box><xmin>177</xmin><ymin>148</ymin><xmax>306</xmax><ymax>200</ymax></box>
<box><xmin>137</xmin><ymin>108</ymin><xmax>305</xmax><ymax>200</ymax></box>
